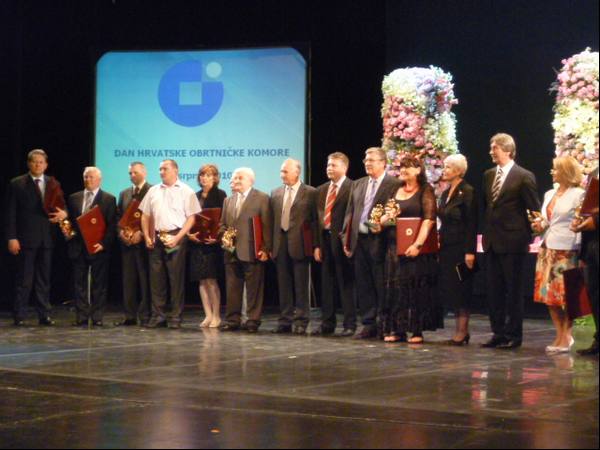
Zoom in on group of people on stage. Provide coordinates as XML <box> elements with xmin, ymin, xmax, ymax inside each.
<box><xmin>4</xmin><ymin>133</ymin><xmax>599</xmax><ymax>356</ymax></box>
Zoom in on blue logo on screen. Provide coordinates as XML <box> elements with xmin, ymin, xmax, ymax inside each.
<box><xmin>158</xmin><ymin>60</ymin><xmax>224</xmax><ymax>127</ymax></box>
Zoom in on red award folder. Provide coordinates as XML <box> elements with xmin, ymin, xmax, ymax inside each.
<box><xmin>76</xmin><ymin>205</ymin><xmax>107</xmax><ymax>255</ymax></box>
<box><xmin>117</xmin><ymin>199</ymin><xmax>142</xmax><ymax>233</ymax></box>
<box><xmin>343</xmin><ymin>216</ymin><xmax>352</xmax><ymax>249</ymax></box>
<box><xmin>302</xmin><ymin>222</ymin><xmax>314</xmax><ymax>258</ymax></box>
<box><xmin>251</xmin><ymin>215</ymin><xmax>264</xmax><ymax>259</ymax></box>
<box><xmin>395</xmin><ymin>218</ymin><xmax>439</xmax><ymax>255</ymax></box>
<box><xmin>43</xmin><ymin>177</ymin><xmax>66</xmax><ymax>214</ymax></box>
<box><xmin>564</xmin><ymin>267</ymin><xmax>592</xmax><ymax>321</ymax></box>
<box><xmin>580</xmin><ymin>177</ymin><xmax>599</xmax><ymax>216</ymax></box>
<box><xmin>190</xmin><ymin>208</ymin><xmax>222</xmax><ymax>240</ymax></box>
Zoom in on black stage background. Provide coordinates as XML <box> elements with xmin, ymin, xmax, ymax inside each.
<box><xmin>0</xmin><ymin>0</ymin><xmax>598</xmax><ymax>312</ymax></box>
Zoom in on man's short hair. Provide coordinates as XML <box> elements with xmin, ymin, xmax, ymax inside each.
<box><xmin>27</xmin><ymin>149</ymin><xmax>48</xmax><ymax>163</ymax></box>
<box><xmin>161</xmin><ymin>159</ymin><xmax>179</xmax><ymax>170</ymax></box>
<box><xmin>129</xmin><ymin>161</ymin><xmax>146</xmax><ymax>170</ymax></box>
<box><xmin>283</xmin><ymin>158</ymin><xmax>302</xmax><ymax>173</ymax></box>
<box><xmin>233</xmin><ymin>167</ymin><xmax>256</xmax><ymax>184</ymax></box>
<box><xmin>83</xmin><ymin>166</ymin><xmax>102</xmax><ymax>178</ymax></box>
<box><xmin>365</xmin><ymin>147</ymin><xmax>387</xmax><ymax>161</ymax></box>
<box><xmin>327</xmin><ymin>152</ymin><xmax>350</xmax><ymax>168</ymax></box>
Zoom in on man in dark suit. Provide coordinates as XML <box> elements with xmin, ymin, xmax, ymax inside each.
<box><xmin>115</xmin><ymin>162</ymin><xmax>152</xmax><ymax>326</ymax></box>
<box><xmin>64</xmin><ymin>166</ymin><xmax>117</xmax><ymax>326</ymax></box>
<box><xmin>481</xmin><ymin>133</ymin><xmax>540</xmax><ymax>349</ymax></box>
<box><xmin>271</xmin><ymin>159</ymin><xmax>318</xmax><ymax>335</ymax></box>
<box><xmin>5</xmin><ymin>149</ymin><xmax>62</xmax><ymax>326</ymax></box>
<box><xmin>343</xmin><ymin>147</ymin><xmax>402</xmax><ymax>339</ymax></box>
<box><xmin>219</xmin><ymin>167</ymin><xmax>272</xmax><ymax>333</ymax></box>
<box><xmin>312</xmin><ymin>152</ymin><xmax>356</xmax><ymax>336</ymax></box>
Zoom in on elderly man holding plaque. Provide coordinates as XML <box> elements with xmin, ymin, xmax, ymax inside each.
<box><xmin>64</xmin><ymin>166</ymin><xmax>117</xmax><ymax>326</ymax></box>
<box><xmin>5</xmin><ymin>149</ymin><xmax>65</xmax><ymax>326</ymax></box>
<box><xmin>270</xmin><ymin>159</ymin><xmax>318</xmax><ymax>335</ymax></box>
<box><xmin>218</xmin><ymin>168</ymin><xmax>272</xmax><ymax>333</ymax></box>
<box><xmin>140</xmin><ymin>159</ymin><xmax>201</xmax><ymax>329</ymax></box>
<box><xmin>115</xmin><ymin>162</ymin><xmax>152</xmax><ymax>327</ymax></box>
<box><xmin>343</xmin><ymin>147</ymin><xmax>401</xmax><ymax>339</ymax></box>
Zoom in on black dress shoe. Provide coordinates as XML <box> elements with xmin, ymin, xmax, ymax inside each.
<box><xmin>72</xmin><ymin>320</ymin><xmax>87</xmax><ymax>327</ymax></box>
<box><xmin>92</xmin><ymin>320</ymin><xmax>104</xmax><ymax>327</ymax></box>
<box><xmin>219</xmin><ymin>323</ymin><xmax>240</xmax><ymax>332</ymax></box>
<box><xmin>145</xmin><ymin>320</ymin><xmax>167</xmax><ymax>328</ymax></box>
<box><xmin>481</xmin><ymin>337</ymin><xmax>507</xmax><ymax>348</ymax></box>
<box><xmin>310</xmin><ymin>326</ymin><xmax>335</xmax><ymax>336</ymax></box>
<box><xmin>577</xmin><ymin>341</ymin><xmax>599</xmax><ymax>356</ymax></box>
<box><xmin>353</xmin><ymin>327</ymin><xmax>377</xmax><ymax>340</ymax></box>
<box><xmin>38</xmin><ymin>317</ymin><xmax>55</xmax><ymax>326</ymax></box>
<box><xmin>13</xmin><ymin>319</ymin><xmax>25</xmax><ymax>327</ymax></box>
<box><xmin>271</xmin><ymin>325</ymin><xmax>292</xmax><ymax>334</ymax></box>
<box><xmin>240</xmin><ymin>322</ymin><xmax>248</xmax><ymax>331</ymax></box>
<box><xmin>168</xmin><ymin>322</ymin><xmax>182</xmax><ymax>329</ymax></box>
<box><xmin>496</xmin><ymin>340</ymin><xmax>522</xmax><ymax>350</ymax></box>
<box><xmin>246</xmin><ymin>324</ymin><xmax>259</xmax><ymax>333</ymax></box>
<box><xmin>340</xmin><ymin>328</ymin><xmax>356</xmax><ymax>337</ymax></box>
<box><xmin>114</xmin><ymin>319</ymin><xmax>137</xmax><ymax>326</ymax></box>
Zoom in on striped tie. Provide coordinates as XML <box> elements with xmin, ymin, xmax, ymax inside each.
<box><xmin>323</xmin><ymin>183</ymin><xmax>337</xmax><ymax>229</ymax></box>
<box><xmin>491</xmin><ymin>168</ymin><xmax>503</xmax><ymax>203</ymax></box>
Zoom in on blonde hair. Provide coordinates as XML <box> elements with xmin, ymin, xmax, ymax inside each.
<box><xmin>490</xmin><ymin>133</ymin><xmax>516</xmax><ymax>158</ymax></box>
<box><xmin>444</xmin><ymin>154</ymin><xmax>468</xmax><ymax>177</ymax></box>
<box><xmin>553</xmin><ymin>156</ymin><xmax>583</xmax><ymax>187</ymax></box>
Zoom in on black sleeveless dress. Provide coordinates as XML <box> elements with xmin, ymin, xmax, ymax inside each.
<box><xmin>382</xmin><ymin>184</ymin><xmax>443</xmax><ymax>336</ymax></box>
<box><xmin>188</xmin><ymin>187</ymin><xmax>227</xmax><ymax>281</ymax></box>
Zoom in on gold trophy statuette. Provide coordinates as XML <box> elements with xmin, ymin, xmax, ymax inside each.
<box><xmin>60</xmin><ymin>219</ymin><xmax>76</xmax><ymax>239</ymax></box>
<box><xmin>159</xmin><ymin>230</ymin><xmax>179</xmax><ymax>254</ymax></box>
<box><xmin>122</xmin><ymin>227</ymin><xmax>136</xmax><ymax>241</ymax></box>
<box><xmin>383</xmin><ymin>198</ymin><xmax>401</xmax><ymax>225</ymax></box>
<box><xmin>365</xmin><ymin>204</ymin><xmax>386</xmax><ymax>229</ymax></box>
<box><xmin>526</xmin><ymin>209</ymin><xmax>542</xmax><ymax>223</ymax></box>
<box><xmin>221</xmin><ymin>227</ymin><xmax>237</xmax><ymax>253</ymax></box>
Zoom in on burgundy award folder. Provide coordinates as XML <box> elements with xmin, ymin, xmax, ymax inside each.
<box><xmin>117</xmin><ymin>199</ymin><xmax>142</xmax><ymax>233</ymax></box>
<box><xmin>564</xmin><ymin>267</ymin><xmax>592</xmax><ymax>321</ymax></box>
<box><xmin>77</xmin><ymin>205</ymin><xmax>107</xmax><ymax>255</ymax></box>
<box><xmin>395</xmin><ymin>218</ymin><xmax>439</xmax><ymax>255</ymax></box>
<box><xmin>251</xmin><ymin>215</ymin><xmax>263</xmax><ymax>259</ymax></box>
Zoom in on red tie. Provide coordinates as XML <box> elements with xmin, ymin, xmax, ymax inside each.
<box><xmin>324</xmin><ymin>183</ymin><xmax>337</xmax><ymax>229</ymax></box>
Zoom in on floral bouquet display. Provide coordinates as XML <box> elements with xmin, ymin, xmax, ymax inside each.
<box><xmin>551</xmin><ymin>48</ymin><xmax>599</xmax><ymax>176</ymax></box>
<box><xmin>381</xmin><ymin>66</ymin><xmax>459</xmax><ymax>195</ymax></box>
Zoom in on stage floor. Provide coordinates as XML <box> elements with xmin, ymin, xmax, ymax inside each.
<box><xmin>0</xmin><ymin>310</ymin><xmax>597</xmax><ymax>449</ymax></box>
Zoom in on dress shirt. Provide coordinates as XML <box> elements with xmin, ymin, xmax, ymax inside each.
<box><xmin>30</xmin><ymin>174</ymin><xmax>46</xmax><ymax>198</ymax></box>
<box><xmin>281</xmin><ymin>180</ymin><xmax>303</xmax><ymax>214</ymax></box>
<box><xmin>139</xmin><ymin>179</ymin><xmax>201</xmax><ymax>231</ymax></box>
<box><xmin>494</xmin><ymin>159</ymin><xmax>515</xmax><ymax>193</ymax></box>
<box><xmin>358</xmin><ymin>172</ymin><xmax>386</xmax><ymax>234</ymax></box>
<box><xmin>82</xmin><ymin>187</ymin><xmax>101</xmax><ymax>212</ymax></box>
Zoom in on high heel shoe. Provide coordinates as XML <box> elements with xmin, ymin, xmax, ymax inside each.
<box><xmin>209</xmin><ymin>318</ymin><xmax>221</xmax><ymax>328</ymax></box>
<box><xmin>447</xmin><ymin>334</ymin><xmax>470</xmax><ymax>346</ymax></box>
<box><xmin>199</xmin><ymin>318</ymin><xmax>212</xmax><ymax>328</ymax></box>
<box><xmin>548</xmin><ymin>337</ymin><xmax>575</xmax><ymax>354</ymax></box>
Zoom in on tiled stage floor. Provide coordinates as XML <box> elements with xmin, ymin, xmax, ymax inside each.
<box><xmin>0</xmin><ymin>310</ymin><xmax>597</xmax><ymax>448</ymax></box>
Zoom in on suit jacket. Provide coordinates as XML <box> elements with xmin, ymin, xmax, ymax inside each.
<box><xmin>271</xmin><ymin>183</ymin><xmax>318</xmax><ymax>260</ymax></box>
<box><xmin>219</xmin><ymin>188</ymin><xmax>272</xmax><ymax>263</ymax></box>
<box><xmin>343</xmin><ymin>174</ymin><xmax>402</xmax><ymax>257</ymax></box>
<box><xmin>117</xmin><ymin>182</ymin><xmax>152</xmax><ymax>220</ymax></box>
<box><xmin>67</xmin><ymin>189</ymin><xmax>117</xmax><ymax>259</ymax></box>
<box><xmin>438</xmin><ymin>180</ymin><xmax>478</xmax><ymax>254</ymax></box>
<box><xmin>315</xmin><ymin>178</ymin><xmax>353</xmax><ymax>248</ymax></box>
<box><xmin>482</xmin><ymin>163</ymin><xmax>540</xmax><ymax>253</ymax></box>
<box><xmin>5</xmin><ymin>174</ymin><xmax>57</xmax><ymax>248</ymax></box>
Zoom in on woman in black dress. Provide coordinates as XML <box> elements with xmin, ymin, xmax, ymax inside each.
<box><xmin>376</xmin><ymin>155</ymin><xmax>442</xmax><ymax>343</ymax></box>
<box><xmin>438</xmin><ymin>154</ymin><xmax>478</xmax><ymax>345</ymax></box>
<box><xmin>188</xmin><ymin>164</ymin><xmax>227</xmax><ymax>328</ymax></box>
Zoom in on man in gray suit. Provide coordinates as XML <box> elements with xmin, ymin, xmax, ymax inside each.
<box><xmin>271</xmin><ymin>159</ymin><xmax>318</xmax><ymax>335</ymax></box>
<box><xmin>219</xmin><ymin>168</ymin><xmax>272</xmax><ymax>333</ymax></box>
<box><xmin>115</xmin><ymin>162</ymin><xmax>152</xmax><ymax>326</ymax></box>
<box><xmin>343</xmin><ymin>147</ymin><xmax>402</xmax><ymax>339</ymax></box>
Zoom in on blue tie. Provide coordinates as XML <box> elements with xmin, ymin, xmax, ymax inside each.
<box><xmin>360</xmin><ymin>179</ymin><xmax>378</xmax><ymax>225</ymax></box>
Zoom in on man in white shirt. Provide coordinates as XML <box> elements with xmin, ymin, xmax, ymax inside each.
<box><xmin>140</xmin><ymin>159</ymin><xmax>201</xmax><ymax>329</ymax></box>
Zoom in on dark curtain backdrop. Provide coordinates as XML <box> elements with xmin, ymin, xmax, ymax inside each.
<box><xmin>1</xmin><ymin>0</ymin><xmax>598</xmax><ymax>310</ymax></box>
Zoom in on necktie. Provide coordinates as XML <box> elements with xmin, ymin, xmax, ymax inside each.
<box><xmin>323</xmin><ymin>183</ymin><xmax>338</xmax><ymax>229</ymax></box>
<box><xmin>134</xmin><ymin>186</ymin><xmax>140</xmax><ymax>198</ymax></box>
<box><xmin>281</xmin><ymin>186</ymin><xmax>294</xmax><ymax>231</ymax></box>
<box><xmin>234</xmin><ymin>193</ymin><xmax>244</xmax><ymax>219</ymax></box>
<box><xmin>491</xmin><ymin>168</ymin><xmax>503</xmax><ymax>203</ymax></box>
<box><xmin>360</xmin><ymin>179</ymin><xmax>378</xmax><ymax>225</ymax></box>
<box><xmin>83</xmin><ymin>191</ymin><xmax>94</xmax><ymax>214</ymax></box>
<box><xmin>34</xmin><ymin>179</ymin><xmax>43</xmax><ymax>201</ymax></box>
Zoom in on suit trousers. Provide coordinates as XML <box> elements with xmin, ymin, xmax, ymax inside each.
<box><xmin>485</xmin><ymin>250</ymin><xmax>526</xmax><ymax>341</ymax></box>
<box><xmin>320</xmin><ymin>231</ymin><xmax>356</xmax><ymax>331</ymax></box>
<box><xmin>584</xmin><ymin>240</ymin><xmax>599</xmax><ymax>343</ymax></box>
<box><xmin>72</xmin><ymin>252</ymin><xmax>110</xmax><ymax>322</ymax></box>
<box><xmin>275</xmin><ymin>232</ymin><xmax>310</xmax><ymax>327</ymax></box>
<box><xmin>121</xmin><ymin>244</ymin><xmax>151</xmax><ymax>322</ymax></box>
<box><xmin>354</xmin><ymin>234</ymin><xmax>385</xmax><ymax>329</ymax></box>
<box><xmin>149</xmin><ymin>239</ymin><xmax>188</xmax><ymax>324</ymax></box>
<box><xmin>13</xmin><ymin>247</ymin><xmax>53</xmax><ymax>320</ymax></box>
<box><xmin>224</xmin><ymin>259</ymin><xmax>265</xmax><ymax>326</ymax></box>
